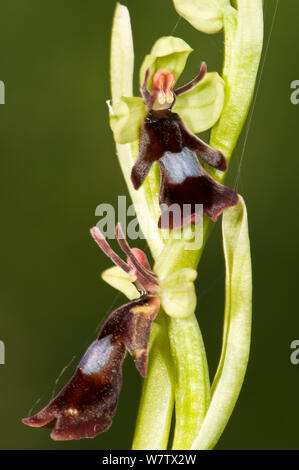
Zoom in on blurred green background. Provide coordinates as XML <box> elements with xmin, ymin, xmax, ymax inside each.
<box><xmin>0</xmin><ymin>0</ymin><xmax>298</xmax><ymax>450</ymax></box>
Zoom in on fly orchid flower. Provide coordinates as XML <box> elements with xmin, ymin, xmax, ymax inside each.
<box><xmin>131</xmin><ymin>65</ymin><xmax>238</xmax><ymax>229</ymax></box>
<box><xmin>22</xmin><ymin>224</ymin><xmax>160</xmax><ymax>440</ymax></box>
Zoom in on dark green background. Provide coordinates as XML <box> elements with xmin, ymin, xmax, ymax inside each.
<box><xmin>0</xmin><ymin>0</ymin><xmax>297</xmax><ymax>450</ymax></box>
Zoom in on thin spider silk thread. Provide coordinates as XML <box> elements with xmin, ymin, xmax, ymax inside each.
<box><xmin>233</xmin><ymin>0</ymin><xmax>279</xmax><ymax>191</ymax></box>
<box><xmin>170</xmin><ymin>15</ymin><xmax>181</xmax><ymax>36</ymax></box>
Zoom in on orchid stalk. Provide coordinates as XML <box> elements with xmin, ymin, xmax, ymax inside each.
<box><xmin>109</xmin><ymin>0</ymin><xmax>263</xmax><ymax>450</ymax></box>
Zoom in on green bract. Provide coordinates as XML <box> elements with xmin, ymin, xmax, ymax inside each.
<box><xmin>173</xmin><ymin>0</ymin><xmax>231</xmax><ymax>34</ymax></box>
<box><xmin>110</xmin><ymin>3</ymin><xmax>134</xmax><ymax>105</ymax></box>
<box><xmin>191</xmin><ymin>196</ymin><xmax>252</xmax><ymax>449</ymax></box>
<box><xmin>139</xmin><ymin>36</ymin><xmax>193</xmax><ymax>89</ymax></box>
<box><xmin>109</xmin><ymin>35</ymin><xmax>225</xmax><ymax>145</ymax></box>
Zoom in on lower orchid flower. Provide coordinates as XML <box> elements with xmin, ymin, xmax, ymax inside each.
<box><xmin>22</xmin><ymin>224</ymin><xmax>160</xmax><ymax>441</ymax></box>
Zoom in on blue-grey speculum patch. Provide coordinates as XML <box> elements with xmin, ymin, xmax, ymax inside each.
<box><xmin>160</xmin><ymin>147</ymin><xmax>201</xmax><ymax>184</ymax></box>
<box><xmin>79</xmin><ymin>336</ymin><xmax>114</xmax><ymax>375</ymax></box>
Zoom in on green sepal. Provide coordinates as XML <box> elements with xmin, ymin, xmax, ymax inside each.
<box><xmin>172</xmin><ymin>0</ymin><xmax>231</xmax><ymax>34</ymax></box>
<box><xmin>173</xmin><ymin>72</ymin><xmax>225</xmax><ymax>134</ymax></box>
<box><xmin>139</xmin><ymin>36</ymin><xmax>193</xmax><ymax>89</ymax></box>
<box><xmin>101</xmin><ymin>265</ymin><xmax>139</xmax><ymax>300</ymax></box>
<box><xmin>110</xmin><ymin>96</ymin><xmax>145</xmax><ymax>144</ymax></box>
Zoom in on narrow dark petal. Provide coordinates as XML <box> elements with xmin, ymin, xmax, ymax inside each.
<box><xmin>130</xmin><ymin>248</ymin><xmax>151</xmax><ymax>271</ymax></box>
<box><xmin>174</xmin><ymin>62</ymin><xmax>207</xmax><ymax>97</ymax></box>
<box><xmin>131</xmin><ymin>111</ymin><xmax>183</xmax><ymax>189</ymax></box>
<box><xmin>115</xmin><ymin>223</ymin><xmax>159</xmax><ymax>288</ymax></box>
<box><xmin>180</xmin><ymin>120</ymin><xmax>227</xmax><ymax>171</ymax></box>
<box><xmin>91</xmin><ymin>225</ymin><xmax>158</xmax><ymax>294</ymax></box>
<box><xmin>131</xmin><ymin>157</ymin><xmax>152</xmax><ymax>190</ymax></box>
<box><xmin>90</xmin><ymin>227</ymin><xmax>130</xmax><ymax>274</ymax></box>
<box><xmin>139</xmin><ymin>67</ymin><xmax>152</xmax><ymax>109</ymax></box>
<box><xmin>131</xmin><ymin>119</ymin><xmax>163</xmax><ymax>189</ymax></box>
<box><xmin>22</xmin><ymin>338</ymin><xmax>126</xmax><ymax>440</ymax></box>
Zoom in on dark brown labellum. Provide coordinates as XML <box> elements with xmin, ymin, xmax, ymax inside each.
<box><xmin>22</xmin><ymin>226</ymin><xmax>160</xmax><ymax>440</ymax></box>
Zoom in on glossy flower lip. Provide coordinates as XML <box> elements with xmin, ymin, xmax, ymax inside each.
<box><xmin>22</xmin><ymin>338</ymin><xmax>126</xmax><ymax>441</ymax></box>
<box><xmin>130</xmin><ymin>64</ymin><xmax>238</xmax><ymax>230</ymax></box>
<box><xmin>22</xmin><ymin>225</ymin><xmax>160</xmax><ymax>440</ymax></box>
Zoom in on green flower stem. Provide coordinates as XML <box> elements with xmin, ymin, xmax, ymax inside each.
<box><xmin>132</xmin><ymin>316</ymin><xmax>175</xmax><ymax>450</ymax></box>
<box><xmin>151</xmin><ymin>224</ymin><xmax>211</xmax><ymax>450</ymax></box>
<box><xmin>168</xmin><ymin>314</ymin><xmax>210</xmax><ymax>450</ymax></box>
<box><xmin>154</xmin><ymin>221</ymin><xmax>211</xmax><ymax>274</ymax></box>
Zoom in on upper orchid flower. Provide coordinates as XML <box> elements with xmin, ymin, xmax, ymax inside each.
<box><xmin>22</xmin><ymin>224</ymin><xmax>160</xmax><ymax>440</ymax></box>
<box><xmin>110</xmin><ymin>37</ymin><xmax>238</xmax><ymax>229</ymax></box>
<box><xmin>132</xmin><ymin>65</ymin><xmax>238</xmax><ymax>228</ymax></box>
